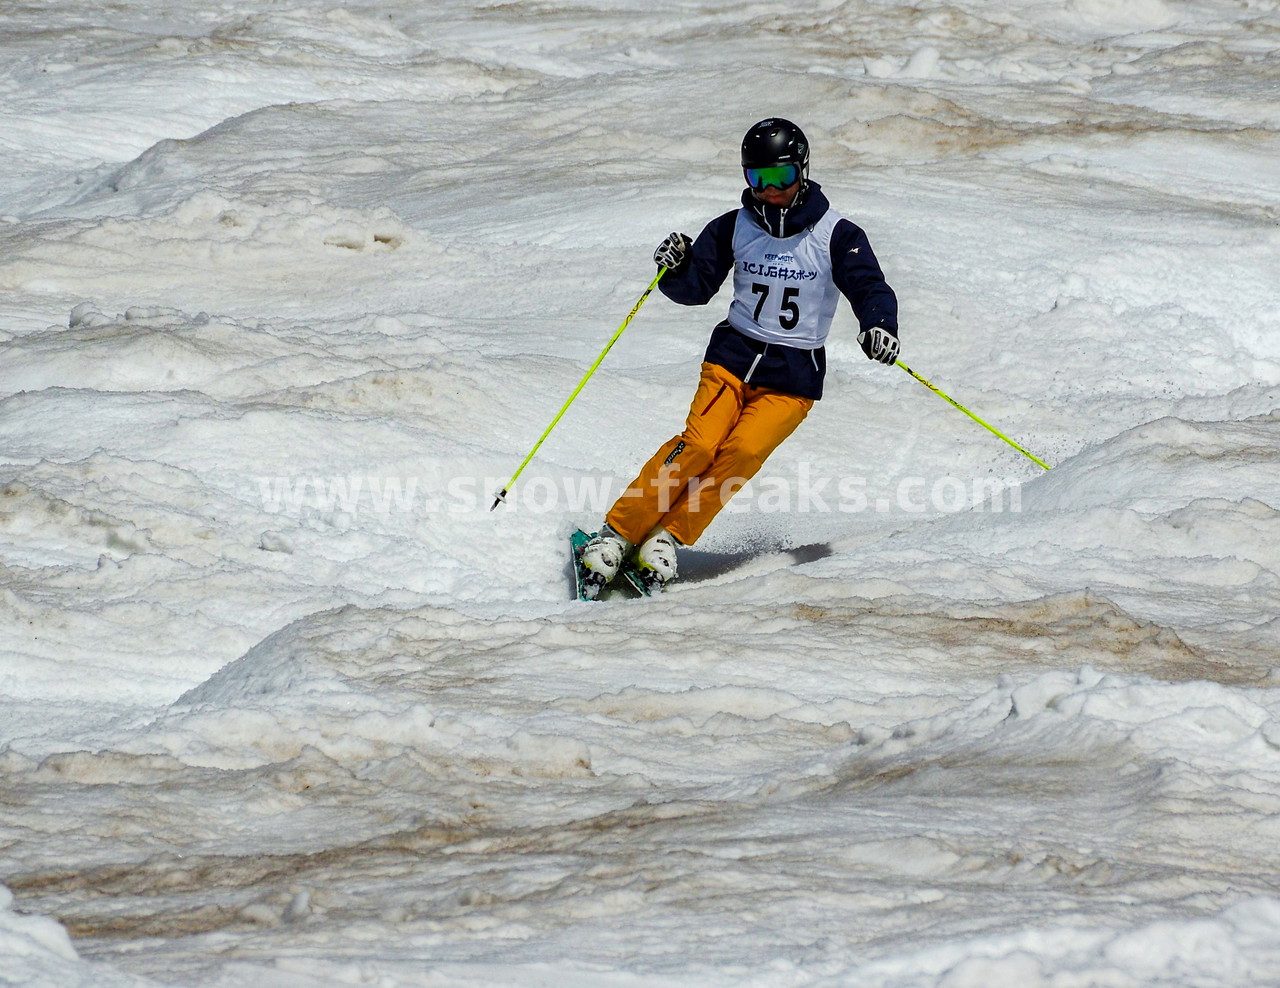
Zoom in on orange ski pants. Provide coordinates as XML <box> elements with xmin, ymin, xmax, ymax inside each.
<box><xmin>605</xmin><ymin>362</ymin><xmax>813</xmax><ymax>546</ymax></box>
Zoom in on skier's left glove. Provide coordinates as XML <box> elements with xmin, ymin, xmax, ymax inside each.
<box><xmin>858</xmin><ymin>326</ymin><xmax>900</xmax><ymax>365</ymax></box>
<box><xmin>654</xmin><ymin>232</ymin><xmax>692</xmax><ymax>273</ymax></box>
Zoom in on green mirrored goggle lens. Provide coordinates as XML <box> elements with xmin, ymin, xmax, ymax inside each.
<box><xmin>745</xmin><ymin>163</ymin><xmax>800</xmax><ymax>190</ymax></box>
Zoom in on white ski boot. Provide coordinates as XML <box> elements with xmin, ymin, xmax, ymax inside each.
<box><xmin>578</xmin><ymin>524</ymin><xmax>633</xmax><ymax>598</ymax></box>
<box><xmin>635</xmin><ymin>526</ymin><xmax>679</xmax><ymax>593</ymax></box>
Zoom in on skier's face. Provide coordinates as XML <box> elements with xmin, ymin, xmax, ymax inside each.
<box><xmin>753</xmin><ymin>180</ymin><xmax>801</xmax><ymax>208</ymax></box>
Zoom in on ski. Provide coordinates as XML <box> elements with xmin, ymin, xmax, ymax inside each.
<box><xmin>570</xmin><ymin>528</ymin><xmax>604</xmax><ymax>600</ymax></box>
<box><xmin>620</xmin><ymin>556</ymin><xmax>655</xmax><ymax>597</ymax></box>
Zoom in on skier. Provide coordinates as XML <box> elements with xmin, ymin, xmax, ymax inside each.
<box><xmin>579</xmin><ymin>118</ymin><xmax>900</xmax><ymax>595</ymax></box>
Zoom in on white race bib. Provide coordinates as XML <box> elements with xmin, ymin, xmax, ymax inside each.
<box><xmin>726</xmin><ymin>207</ymin><xmax>842</xmax><ymax>350</ymax></box>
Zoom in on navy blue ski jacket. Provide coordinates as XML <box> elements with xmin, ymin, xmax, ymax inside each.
<box><xmin>659</xmin><ymin>181</ymin><xmax>898</xmax><ymax>400</ymax></box>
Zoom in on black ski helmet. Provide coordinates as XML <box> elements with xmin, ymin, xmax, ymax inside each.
<box><xmin>741</xmin><ymin>118</ymin><xmax>810</xmax><ymax>176</ymax></box>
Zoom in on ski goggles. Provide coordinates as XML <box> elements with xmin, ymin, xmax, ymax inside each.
<box><xmin>744</xmin><ymin>162</ymin><xmax>801</xmax><ymax>191</ymax></box>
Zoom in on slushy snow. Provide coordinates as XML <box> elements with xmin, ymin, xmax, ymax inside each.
<box><xmin>1</xmin><ymin>0</ymin><xmax>1279</xmax><ymax>985</ymax></box>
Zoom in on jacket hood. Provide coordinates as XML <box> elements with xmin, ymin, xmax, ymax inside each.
<box><xmin>741</xmin><ymin>180</ymin><xmax>830</xmax><ymax>238</ymax></box>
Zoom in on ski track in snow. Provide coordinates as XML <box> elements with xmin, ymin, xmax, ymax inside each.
<box><xmin>1</xmin><ymin>0</ymin><xmax>1280</xmax><ymax>985</ymax></box>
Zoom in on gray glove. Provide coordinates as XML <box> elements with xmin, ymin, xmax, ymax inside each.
<box><xmin>858</xmin><ymin>326</ymin><xmax>900</xmax><ymax>364</ymax></box>
<box><xmin>654</xmin><ymin>231</ymin><xmax>692</xmax><ymax>272</ymax></box>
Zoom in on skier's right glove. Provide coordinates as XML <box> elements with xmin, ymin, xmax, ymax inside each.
<box><xmin>654</xmin><ymin>232</ymin><xmax>692</xmax><ymax>273</ymax></box>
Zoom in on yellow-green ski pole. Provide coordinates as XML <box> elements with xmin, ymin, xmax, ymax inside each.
<box><xmin>895</xmin><ymin>360</ymin><xmax>1052</xmax><ymax>470</ymax></box>
<box><xmin>491</xmin><ymin>268</ymin><xmax>668</xmax><ymax>510</ymax></box>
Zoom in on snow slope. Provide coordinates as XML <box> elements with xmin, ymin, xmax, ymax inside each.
<box><xmin>1</xmin><ymin>0</ymin><xmax>1279</xmax><ymax>984</ymax></box>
